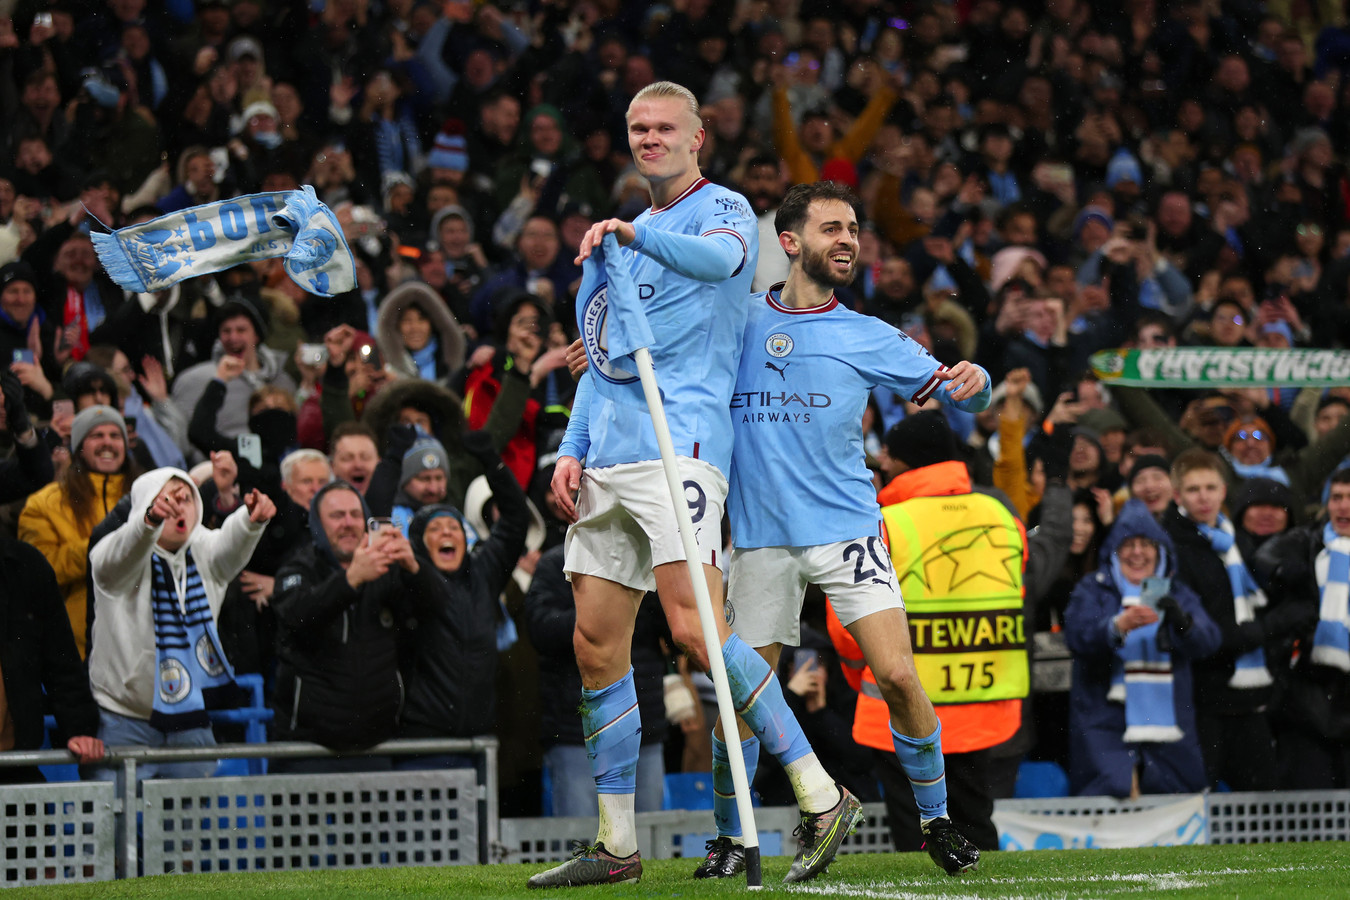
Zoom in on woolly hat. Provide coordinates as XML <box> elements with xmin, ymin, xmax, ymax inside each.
<box><xmin>0</xmin><ymin>260</ymin><xmax>38</xmax><ymax>293</ymax></box>
<box><xmin>430</xmin><ymin>204</ymin><xmax>473</xmax><ymax>245</ymax></box>
<box><xmin>218</xmin><ymin>293</ymin><xmax>268</xmax><ymax>341</ymax></box>
<box><xmin>1105</xmin><ymin>147</ymin><xmax>1143</xmax><ymax>188</ymax></box>
<box><xmin>1127</xmin><ymin>453</ymin><xmax>1170</xmax><ymax>488</ymax></box>
<box><xmin>71</xmin><ymin>404</ymin><xmax>128</xmax><ymax>453</ymax></box>
<box><xmin>883</xmin><ymin>410</ymin><xmax>958</xmax><ymax>470</ymax></box>
<box><xmin>62</xmin><ymin>362</ymin><xmax>117</xmax><ymax>402</ymax></box>
<box><xmin>1229</xmin><ymin>477</ymin><xmax>1295</xmax><ymax>523</ymax></box>
<box><xmin>401</xmin><ymin>437</ymin><xmax>448</xmax><ymax>486</ymax></box>
<box><xmin>1072</xmin><ymin>205</ymin><xmax>1114</xmax><ymax>238</ymax></box>
<box><xmin>428</xmin><ymin>129</ymin><xmax>469</xmax><ymax>172</ymax></box>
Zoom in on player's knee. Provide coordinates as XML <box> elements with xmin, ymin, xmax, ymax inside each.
<box><xmin>874</xmin><ymin>660</ymin><xmax>923</xmax><ymax>706</ymax></box>
<box><xmin>573</xmin><ymin>623</ymin><xmax>614</xmax><ymax>676</ymax></box>
<box><xmin>670</xmin><ymin>628</ymin><xmax>712</xmax><ymax>672</ymax></box>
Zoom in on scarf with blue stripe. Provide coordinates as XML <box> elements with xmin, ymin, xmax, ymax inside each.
<box><xmin>1312</xmin><ymin>522</ymin><xmax>1350</xmax><ymax>672</ymax></box>
<box><xmin>1193</xmin><ymin>513</ymin><xmax>1272</xmax><ymax>688</ymax></box>
<box><xmin>149</xmin><ymin>549</ymin><xmax>236</xmax><ymax>732</ymax></box>
<box><xmin>1108</xmin><ymin>554</ymin><xmax>1184</xmax><ymax>743</ymax></box>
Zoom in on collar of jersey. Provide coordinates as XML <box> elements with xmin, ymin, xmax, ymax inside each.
<box><xmin>649</xmin><ymin>177</ymin><xmax>710</xmax><ymax>214</ymax></box>
<box><xmin>767</xmin><ymin>283</ymin><xmax>838</xmax><ymax>314</ymax></box>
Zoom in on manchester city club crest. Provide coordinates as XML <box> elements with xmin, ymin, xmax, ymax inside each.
<box><xmin>422</xmin><ymin>452</ymin><xmax>438</xmax><ymax>470</ymax></box>
<box><xmin>196</xmin><ymin>634</ymin><xmax>225</xmax><ymax>677</ymax></box>
<box><xmin>159</xmin><ymin>659</ymin><xmax>192</xmax><ymax>704</ymax></box>
<box><xmin>766</xmin><ymin>333</ymin><xmax>794</xmax><ymax>358</ymax></box>
<box><xmin>723</xmin><ymin>598</ymin><xmax>735</xmax><ymax>626</ymax></box>
<box><xmin>580</xmin><ymin>285</ymin><xmax>641</xmax><ymax>386</ymax></box>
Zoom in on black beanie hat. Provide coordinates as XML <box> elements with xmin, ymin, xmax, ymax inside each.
<box><xmin>1230</xmin><ymin>477</ymin><xmax>1296</xmax><ymax>523</ymax></box>
<box><xmin>884</xmin><ymin>410</ymin><xmax>958</xmax><ymax>470</ymax></box>
<box><xmin>218</xmin><ymin>293</ymin><xmax>269</xmax><ymax>342</ymax></box>
<box><xmin>1127</xmin><ymin>453</ymin><xmax>1171</xmax><ymax>487</ymax></box>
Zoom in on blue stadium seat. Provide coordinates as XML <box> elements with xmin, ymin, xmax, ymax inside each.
<box><xmin>1013</xmin><ymin>760</ymin><xmax>1070</xmax><ymax>798</ymax></box>
<box><xmin>663</xmin><ymin>772</ymin><xmax>714</xmax><ymax>810</ymax></box>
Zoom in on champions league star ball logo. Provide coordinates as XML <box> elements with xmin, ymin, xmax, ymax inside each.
<box><xmin>159</xmin><ymin>659</ymin><xmax>192</xmax><ymax>704</ymax></box>
<box><xmin>580</xmin><ymin>285</ymin><xmax>641</xmax><ymax>386</ymax></box>
<box><xmin>766</xmin><ymin>333</ymin><xmax>794</xmax><ymax>358</ymax></box>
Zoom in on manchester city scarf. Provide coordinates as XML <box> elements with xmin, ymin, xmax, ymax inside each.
<box><xmin>92</xmin><ymin>186</ymin><xmax>355</xmax><ymax>298</ymax></box>
<box><xmin>149</xmin><ymin>549</ymin><xmax>237</xmax><ymax>732</ymax></box>
<box><xmin>1312</xmin><ymin>522</ymin><xmax>1350</xmax><ymax>672</ymax></box>
<box><xmin>1108</xmin><ymin>555</ymin><xmax>1183</xmax><ymax>743</ymax></box>
<box><xmin>1193</xmin><ymin>514</ymin><xmax>1273</xmax><ymax>688</ymax></box>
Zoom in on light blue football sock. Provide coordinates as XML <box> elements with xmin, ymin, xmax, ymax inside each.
<box><xmin>712</xmin><ymin>734</ymin><xmax>760</xmax><ymax>839</ymax></box>
<box><xmin>581</xmin><ymin>669</ymin><xmax>641</xmax><ymax>794</ymax></box>
<box><xmin>721</xmin><ymin>633</ymin><xmax>813</xmax><ymax>765</ymax></box>
<box><xmin>891</xmin><ymin>721</ymin><xmax>948</xmax><ymax>821</ymax></box>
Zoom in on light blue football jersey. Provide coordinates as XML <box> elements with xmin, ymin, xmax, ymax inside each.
<box><xmin>560</xmin><ymin>178</ymin><xmax>758</xmax><ymax>477</ymax></box>
<box><xmin>728</xmin><ymin>286</ymin><xmax>990</xmax><ymax>548</ymax></box>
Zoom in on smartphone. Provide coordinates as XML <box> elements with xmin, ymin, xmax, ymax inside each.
<box><xmin>529</xmin><ymin>158</ymin><xmax>553</xmax><ymax>181</ymax></box>
<box><xmin>35</xmin><ymin>12</ymin><xmax>53</xmax><ymax>27</ymax></box>
<box><xmin>357</xmin><ymin>342</ymin><xmax>382</xmax><ymax>368</ymax></box>
<box><xmin>1140</xmin><ymin>576</ymin><xmax>1171</xmax><ymax>609</ymax></box>
<box><xmin>237</xmin><ymin>433</ymin><xmax>262</xmax><ymax>469</ymax></box>
<box><xmin>12</xmin><ymin>349</ymin><xmax>34</xmax><ymax>365</ymax></box>
<box><xmin>793</xmin><ymin>648</ymin><xmax>820</xmax><ymax>673</ymax></box>
<box><xmin>300</xmin><ymin>343</ymin><xmax>328</xmax><ymax>367</ymax></box>
<box><xmin>366</xmin><ymin>516</ymin><xmax>394</xmax><ymax>546</ymax></box>
<box><xmin>52</xmin><ymin>399</ymin><xmax>74</xmax><ymax>420</ymax></box>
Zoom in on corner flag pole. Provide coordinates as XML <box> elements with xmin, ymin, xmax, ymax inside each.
<box><xmin>633</xmin><ymin>346</ymin><xmax>763</xmax><ymax>889</ymax></box>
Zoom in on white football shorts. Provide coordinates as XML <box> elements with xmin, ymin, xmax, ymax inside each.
<box><xmin>727</xmin><ymin>534</ymin><xmax>903</xmax><ymax>648</ymax></box>
<box><xmin>564</xmin><ymin>457</ymin><xmax>728</xmax><ymax>593</ymax></box>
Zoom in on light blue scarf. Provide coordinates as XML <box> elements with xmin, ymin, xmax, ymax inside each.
<box><xmin>1109</xmin><ymin>554</ymin><xmax>1184</xmax><ymax>743</ymax></box>
<box><xmin>1312</xmin><ymin>521</ymin><xmax>1350</xmax><ymax>671</ymax></box>
<box><xmin>148</xmin><ymin>549</ymin><xmax>236</xmax><ymax>733</ymax></box>
<box><xmin>1194</xmin><ymin>513</ymin><xmax>1272</xmax><ymax>688</ymax></box>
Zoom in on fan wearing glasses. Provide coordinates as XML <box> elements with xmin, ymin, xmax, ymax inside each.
<box><xmin>1223</xmin><ymin>418</ymin><xmax>1287</xmax><ymax>485</ymax></box>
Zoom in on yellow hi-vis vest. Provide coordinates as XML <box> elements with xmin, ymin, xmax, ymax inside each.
<box><xmin>881</xmin><ymin>492</ymin><xmax>1029</xmax><ymax>705</ymax></box>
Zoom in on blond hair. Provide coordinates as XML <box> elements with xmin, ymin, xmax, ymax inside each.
<box><xmin>628</xmin><ymin>81</ymin><xmax>701</xmax><ymax>125</ymax></box>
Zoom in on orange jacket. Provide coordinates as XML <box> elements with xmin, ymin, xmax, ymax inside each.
<box><xmin>829</xmin><ymin>460</ymin><xmax>1026</xmax><ymax>753</ymax></box>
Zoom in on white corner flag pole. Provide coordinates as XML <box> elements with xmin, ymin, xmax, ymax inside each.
<box><xmin>633</xmin><ymin>346</ymin><xmax>762</xmax><ymax>888</ymax></box>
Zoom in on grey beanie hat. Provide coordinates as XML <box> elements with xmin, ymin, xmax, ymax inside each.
<box><xmin>71</xmin><ymin>404</ymin><xmax>128</xmax><ymax>453</ymax></box>
<box><xmin>401</xmin><ymin>437</ymin><xmax>448</xmax><ymax>486</ymax></box>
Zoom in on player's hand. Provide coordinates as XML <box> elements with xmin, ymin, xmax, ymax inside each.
<box><xmin>574</xmin><ymin>218</ymin><xmax>636</xmax><ymax>264</ymax></box>
<box><xmin>938</xmin><ymin>361</ymin><xmax>987</xmax><ymax>402</ymax></box>
<box><xmin>551</xmin><ymin>455</ymin><xmax>583</xmax><ymax>522</ymax></box>
<box><xmin>566</xmin><ymin>338</ymin><xmax>589</xmax><ymax>380</ymax></box>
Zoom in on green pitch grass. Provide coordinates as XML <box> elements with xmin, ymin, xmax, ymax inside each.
<box><xmin>7</xmin><ymin>842</ymin><xmax>1346</xmax><ymax>899</ymax></box>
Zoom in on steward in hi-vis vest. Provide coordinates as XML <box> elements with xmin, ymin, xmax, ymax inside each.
<box><xmin>830</xmin><ymin>412</ymin><xmax>1034</xmax><ymax>852</ymax></box>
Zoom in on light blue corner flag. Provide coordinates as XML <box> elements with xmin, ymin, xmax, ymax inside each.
<box><xmin>576</xmin><ymin>232</ymin><xmax>657</xmax><ymax>409</ymax></box>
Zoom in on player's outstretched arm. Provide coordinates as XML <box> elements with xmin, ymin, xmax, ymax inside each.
<box><xmin>627</xmin><ymin>223</ymin><xmax>749</xmax><ymax>283</ymax></box>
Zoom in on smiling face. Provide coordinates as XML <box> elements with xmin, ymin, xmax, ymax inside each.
<box><xmin>1131</xmin><ymin>467</ymin><xmax>1173</xmax><ymax>514</ymax></box>
<box><xmin>153</xmin><ymin>478</ymin><xmax>198</xmax><ymax>552</ymax></box>
<box><xmin>422</xmin><ymin>515</ymin><xmax>467</xmax><ymax>573</ymax></box>
<box><xmin>80</xmin><ymin>422</ymin><xmax>126</xmax><ymax>474</ymax></box>
<box><xmin>785</xmin><ymin>198</ymin><xmax>859</xmax><ymax>288</ymax></box>
<box><xmin>1071</xmin><ymin>503</ymin><xmax>1096</xmax><ymax>554</ymax></box>
<box><xmin>1175</xmin><ymin>467</ymin><xmax>1226</xmax><ymax>526</ymax></box>
<box><xmin>1117</xmin><ymin>535</ymin><xmax>1160</xmax><ymax>585</ymax></box>
<box><xmin>398</xmin><ymin>305</ymin><xmax>433</xmax><ymax>352</ymax></box>
<box><xmin>405</xmin><ymin>468</ymin><xmax>447</xmax><ymax>505</ymax></box>
<box><xmin>626</xmin><ymin>95</ymin><xmax>703</xmax><ymax>187</ymax></box>
<box><xmin>1228</xmin><ymin>424</ymin><xmax>1272</xmax><ymax>465</ymax></box>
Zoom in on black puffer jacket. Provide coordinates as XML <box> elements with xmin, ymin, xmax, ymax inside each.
<box><xmin>398</xmin><ymin>444</ymin><xmax>529</xmax><ymax>738</ymax></box>
<box><xmin>271</xmin><ymin>482</ymin><xmax>430</xmax><ymax>750</ymax></box>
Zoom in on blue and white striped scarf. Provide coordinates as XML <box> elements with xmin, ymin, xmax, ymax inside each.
<box><xmin>1312</xmin><ymin>522</ymin><xmax>1350</xmax><ymax>672</ymax></box>
<box><xmin>1194</xmin><ymin>514</ymin><xmax>1272</xmax><ymax>689</ymax></box>
<box><xmin>149</xmin><ymin>549</ymin><xmax>236</xmax><ymax>733</ymax></box>
<box><xmin>1108</xmin><ymin>555</ymin><xmax>1184</xmax><ymax>744</ymax></box>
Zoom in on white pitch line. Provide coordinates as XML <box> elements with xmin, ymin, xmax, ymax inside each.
<box><xmin>788</xmin><ymin>864</ymin><xmax>1346</xmax><ymax>900</ymax></box>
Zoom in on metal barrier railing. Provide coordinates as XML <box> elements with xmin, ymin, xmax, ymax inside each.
<box><xmin>0</xmin><ymin>737</ymin><xmax>498</xmax><ymax>885</ymax></box>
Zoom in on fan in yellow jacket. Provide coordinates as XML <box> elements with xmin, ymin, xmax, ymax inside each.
<box><xmin>18</xmin><ymin>405</ymin><xmax>137</xmax><ymax>658</ymax></box>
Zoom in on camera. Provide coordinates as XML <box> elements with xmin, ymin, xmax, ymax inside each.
<box><xmin>300</xmin><ymin>343</ymin><xmax>328</xmax><ymax>367</ymax></box>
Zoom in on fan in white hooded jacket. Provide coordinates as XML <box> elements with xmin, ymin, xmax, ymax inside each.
<box><xmin>88</xmin><ymin>467</ymin><xmax>273</xmax><ymax>723</ymax></box>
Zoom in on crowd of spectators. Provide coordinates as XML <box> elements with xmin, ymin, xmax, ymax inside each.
<box><xmin>4</xmin><ymin>0</ymin><xmax>1350</xmax><ymax>807</ymax></box>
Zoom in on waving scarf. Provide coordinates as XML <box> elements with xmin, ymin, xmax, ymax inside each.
<box><xmin>1194</xmin><ymin>514</ymin><xmax>1273</xmax><ymax>688</ymax></box>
